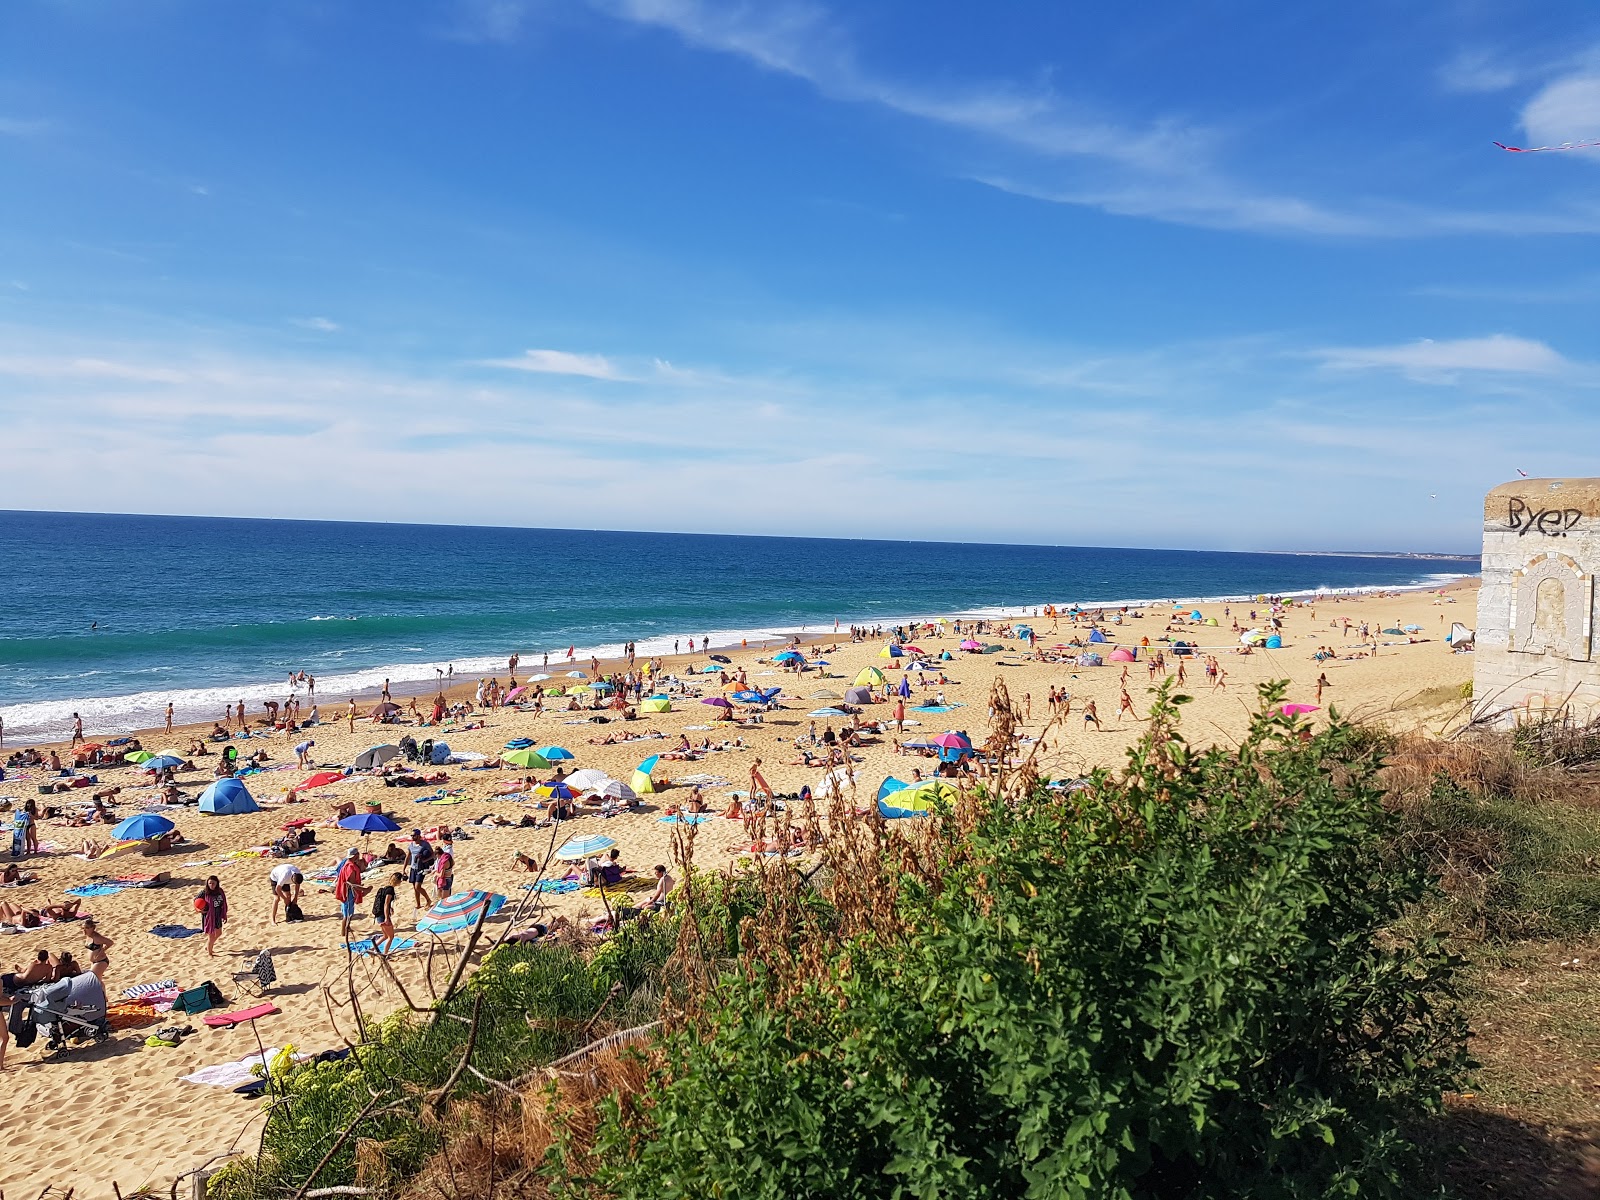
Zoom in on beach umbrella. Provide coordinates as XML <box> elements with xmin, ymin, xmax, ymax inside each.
<box><xmin>538</xmin><ymin>746</ymin><xmax>575</xmax><ymax>762</ymax></box>
<box><xmin>808</xmin><ymin>707</ymin><xmax>847</xmax><ymax>717</ymax></box>
<box><xmin>879</xmin><ymin>644</ymin><xmax>904</xmax><ymax>658</ymax></box>
<box><xmin>111</xmin><ymin>812</ymin><xmax>174</xmax><ymax>841</ymax></box>
<box><xmin>141</xmin><ymin>754</ymin><xmax>185</xmax><ymax>773</ymax></box>
<box><xmin>528</xmin><ymin>673</ymin><xmax>551</xmax><ymax>682</ymax></box>
<box><xmin>353</xmin><ymin>744</ymin><xmax>399</xmax><ymax>770</ymax></box>
<box><xmin>537</xmin><ymin>781</ymin><xmax>578</xmax><ymax>801</ymax></box>
<box><xmin>903</xmin><ymin>646</ymin><xmax>925</xmax><ymax>655</ymax></box>
<box><xmin>566</xmin><ymin>670</ymin><xmax>587</xmax><ymax>678</ymax></box>
<box><xmin>199</xmin><ymin>777</ymin><xmax>259</xmax><ymax>814</ymax></box>
<box><xmin>504</xmin><ymin>748</ymin><xmax>552</xmax><ymax>769</ymax></box>
<box><xmin>1382</xmin><ymin>627</ymin><xmax>1404</xmax><ymax>635</ymax></box>
<box><xmin>591</xmin><ymin>681</ymin><xmax>614</xmax><ymax>692</ymax></box>
<box><xmin>809</xmin><ymin>689</ymin><xmax>842</xmax><ymax>700</ymax></box>
<box><xmin>709</xmin><ymin>654</ymin><xmax>732</xmax><ymax>664</ymax></box>
<box><xmin>555</xmin><ymin>835</ymin><xmax>615</xmax><ymax>861</ymax></box>
<box><xmin>701</xmin><ymin>696</ymin><xmax>732</xmax><ymax>709</ymax></box>
<box><xmin>637</xmin><ymin>754</ymin><xmax>661</xmax><ymax>774</ymax></box>
<box><xmin>731</xmin><ymin>690</ymin><xmax>764</xmax><ymax>703</ymax></box>
<box><xmin>811</xmin><ymin>659</ymin><xmax>830</xmax><ymax>666</ymax></box>
<box><xmin>772</xmin><ymin>650</ymin><xmax>803</xmax><ymax>662</ymax></box>
<box><xmin>569</xmin><ymin>684</ymin><xmax>593</xmax><ymax>694</ymax></box>
<box><xmin>417</xmin><ymin>890</ymin><xmax>506</xmax><ymax>934</ymax></box>
<box><xmin>641</xmin><ymin>696</ymin><xmax>671</xmax><ymax>712</ymax></box>
<box><xmin>1404</xmin><ymin>624</ymin><xmax>1422</xmax><ymax>633</ymax></box>
<box><xmin>1280</xmin><ymin>703</ymin><xmax>1320</xmax><ymax>716</ymax></box>
<box><xmin>125</xmin><ymin>750</ymin><xmax>155</xmax><ymax>764</ymax></box>
<box><xmin>338</xmin><ymin>812</ymin><xmax>402</xmax><ymax>835</ymax></box>
<box><xmin>504</xmin><ymin>686</ymin><xmax>528</xmax><ymax>702</ymax></box>
<box><xmin>959</xmin><ymin>639</ymin><xmax>982</xmax><ymax>651</ymax></box>
<box><xmin>931</xmin><ymin>732</ymin><xmax>972</xmax><ymax>749</ymax></box>
<box><xmin>854</xmin><ymin>667</ymin><xmax>886</xmax><ymax>687</ymax></box>
<box><xmin>297</xmin><ymin>770</ymin><xmax>346</xmax><ymax>791</ymax></box>
<box><xmin>593</xmin><ymin>779</ymin><xmax>637</xmax><ymax>802</ymax></box>
<box><xmin>566</xmin><ymin>768</ymin><xmax>610</xmax><ymax>790</ymax></box>
<box><xmin>371</xmin><ymin>701</ymin><xmax>401</xmax><ymax>718</ymax></box>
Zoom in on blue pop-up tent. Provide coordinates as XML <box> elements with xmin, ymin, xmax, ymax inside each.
<box><xmin>198</xmin><ymin>777</ymin><xmax>259</xmax><ymax>815</ymax></box>
<box><xmin>1087</xmin><ymin>629</ymin><xmax>1107</xmax><ymax>643</ymax></box>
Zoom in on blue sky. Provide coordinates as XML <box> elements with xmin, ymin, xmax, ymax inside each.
<box><xmin>1</xmin><ymin>0</ymin><xmax>1598</xmax><ymax>552</ymax></box>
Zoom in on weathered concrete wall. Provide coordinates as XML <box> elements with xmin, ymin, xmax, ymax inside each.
<box><xmin>1477</xmin><ymin>478</ymin><xmax>1600</xmax><ymax>722</ymax></box>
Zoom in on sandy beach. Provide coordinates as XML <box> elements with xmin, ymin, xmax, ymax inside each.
<box><xmin>0</xmin><ymin>582</ymin><xmax>1477</xmax><ymax>1198</ymax></box>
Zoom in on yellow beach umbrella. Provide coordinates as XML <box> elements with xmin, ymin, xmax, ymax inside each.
<box><xmin>854</xmin><ymin>666</ymin><xmax>886</xmax><ymax>687</ymax></box>
<box><xmin>641</xmin><ymin>696</ymin><xmax>671</xmax><ymax>713</ymax></box>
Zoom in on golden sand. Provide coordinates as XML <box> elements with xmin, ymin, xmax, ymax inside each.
<box><xmin>2</xmin><ymin>582</ymin><xmax>1475</xmax><ymax>1197</ymax></box>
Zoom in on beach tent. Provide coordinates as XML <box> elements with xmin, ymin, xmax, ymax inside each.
<box><xmin>1240</xmin><ymin>629</ymin><xmax>1265</xmax><ymax>645</ymax></box>
<box><xmin>1203</xmin><ymin>618</ymin><xmax>1219</xmax><ymax>627</ymax></box>
<box><xmin>630</xmin><ymin>769</ymin><xmax>657</xmax><ymax>795</ymax></box>
<box><xmin>1014</xmin><ymin>625</ymin><xmax>1032</xmax><ymax>639</ymax></box>
<box><xmin>1108</xmin><ymin>647</ymin><xmax>1136</xmax><ymax>662</ymax></box>
<box><xmin>1087</xmin><ymin>629</ymin><xmax>1107</xmax><ymax>643</ymax></box>
<box><xmin>198</xmin><ymin>777</ymin><xmax>259</xmax><ymax>815</ymax></box>
<box><xmin>854</xmin><ymin>667</ymin><xmax>886</xmax><ymax>687</ymax></box>
<box><xmin>843</xmin><ymin>686</ymin><xmax>873</xmax><ymax>705</ymax></box>
<box><xmin>1190</xmin><ymin>611</ymin><xmax>1203</xmax><ymax>620</ymax></box>
<box><xmin>1264</xmin><ymin>635</ymin><xmax>1283</xmax><ymax>649</ymax></box>
<box><xmin>354</xmin><ymin>744</ymin><xmax>399</xmax><ymax>770</ymax></box>
<box><xmin>879</xmin><ymin>779</ymin><xmax>958</xmax><ymax>819</ymax></box>
<box><xmin>641</xmin><ymin>695</ymin><xmax>671</xmax><ymax>713</ymax></box>
<box><xmin>809</xmin><ymin>690</ymin><xmax>842</xmax><ymax>700</ymax></box>
<box><xmin>809</xmin><ymin>707</ymin><xmax>847</xmax><ymax>717</ymax></box>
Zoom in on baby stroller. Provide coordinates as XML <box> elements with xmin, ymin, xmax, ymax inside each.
<box><xmin>399</xmin><ymin>736</ymin><xmax>421</xmax><ymax>764</ymax></box>
<box><xmin>27</xmin><ymin>972</ymin><xmax>110</xmax><ymax>1051</ymax></box>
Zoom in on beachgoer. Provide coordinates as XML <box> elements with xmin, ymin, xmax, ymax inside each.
<box><xmin>335</xmin><ymin>847</ymin><xmax>366</xmax><ymax>941</ymax></box>
<box><xmin>269</xmin><ymin>861</ymin><xmax>304</xmax><ymax>923</ymax></box>
<box><xmin>640</xmin><ymin>865</ymin><xmax>675</xmax><ymax>912</ymax></box>
<box><xmin>195</xmin><ymin>876</ymin><xmax>228</xmax><ymax>957</ymax></box>
<box><xmin>165</xmin><ymin>702</ymin><xmax>174</xmax><ymax>732</ymax></box>
<box><xmin>1083</xmin><ymin>700</ymin><xmax>1100</xmax><ymax>730</ymax></box>
<box><xmin>405</xmin><ymin>830</ymin><xmax>434</xmax><ymax>909</ymax></box>
<box><xmin>82</xmin><ymin>917</ymin><xmax>114</xmax><ymax>979</ymax></box>
<box><xmin>373</xmin><ymin>872</ymin><xmax>400</xmax><ymax>953</ymax></box>
<box><xmin>433</xmin><ymin>832</ymin><xmax>455</xmax><ymax>899</ymax></box>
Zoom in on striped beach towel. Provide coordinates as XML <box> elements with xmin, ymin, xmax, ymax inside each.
<box><xmin>122</xmin><ymin>978</ymin><xmax>178</xmax><ymax>999</ymax></box>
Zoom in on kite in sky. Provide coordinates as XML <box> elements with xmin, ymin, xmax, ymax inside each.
<box><xmin>1494</xmin><ymin>138</ymin><xmax>1600</xmax><ymax>153</ymax></box>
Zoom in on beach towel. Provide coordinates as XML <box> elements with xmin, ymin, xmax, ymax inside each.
<box><xmin>107</xmin><ymin>1000</ymin><xmax>162</xmax><ymax>1031</ymax></box>
<box><xmin>150</xmin><ymin>924</ymin><xmax>204</xmax><ymax>939</ymax></box>
<box><xmin>658</xmin><ymin>813</ymin><xmax>714</xmax><ymax>825</ymax></box>
<box><xmin>180</xmin><ymin>1047</ymin><xmax>302</xmax><ymax>1088</ymax></box>
<box><xmin>122</xmin><ymin>978</ymin><xmax>178</xmax><ymax>999</ymax></box>
<box><xmin>342</xmin><ymin>937</ymin><xmax>416</xmax><ymax>957</ymax></box>
<box><xmin>522</xmin><ymin>879</ymin><xmax>581</xmax><ymax>895</ymax></box>
<box><xmin>203</xmin><ymin>1002</ymin><xmax>280</xmax><ymax>1027</ymax></box>
<box><xmin>67</xmin><ymin>883</ymin><xmax>125</xmax><ymax>897</ymax></box>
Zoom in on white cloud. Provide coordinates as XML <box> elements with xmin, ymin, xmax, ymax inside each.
<box><xmin>479</xmin><ymin>347</ymin><xmax>632</xmax><ymax>380</ymax></box>
<box><xmin>1438</xmin><ymin>50</ymin><xmax>1518</xmax><ymax>94</ymax></box>
<box><xmin>1522</xmin><ymin>73</ymin><xmax>1600</xmax><ymax>147</ymax></box>
<box><xmin>1314</xmin><ymin>334</ymin><xmax>1570</xmax><ymax>378</ymax></box>
<box><xmin>446</xmin><ymin>0</ymin><xmax>531</xmax><ymax>43</ymax></box>
<box><xmin>291</xmin><ymin>316</ymin><xmax>340</xmax><ymax>332</ymax></box>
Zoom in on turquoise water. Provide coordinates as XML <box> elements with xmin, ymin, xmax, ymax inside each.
<box><xmin>0</xmin><ymin>510</ymin><xmax>1475</xmax><ymax>742</ymax></box>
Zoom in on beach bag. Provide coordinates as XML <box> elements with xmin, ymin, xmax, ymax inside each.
<box><xmin>172</xmin><ymin>980</ymin><xmax>225</xmax><ymax>1015</ymax></box>
<box><xmin>284</xmin><ymin>900</ymin><xmax>304</xmax><ymax>923</ymax></box>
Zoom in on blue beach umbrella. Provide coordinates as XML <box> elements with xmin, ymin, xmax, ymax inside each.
<box><xmin>338</xmin><ymin>812</ymin><xmax>402</xmax><ymax>835</ymax></box>
<box><xmin>416</xmin><ymin>890</ymin><xmax>506</xmax><ymax>934</ymax></box>
<box><xmin>731</xmin><ymin>690</ymin><xmax>764</xmax><ymax>703</ymax></box>
<box><xmin>809</xmin><ymin>707</ymin><xmax>847</xmax><ymax>717</ymax></box>
<box><xmin>141</xmin><ymin>754</ymin><xmax>185</xmax><ymax>773</ymax></box>
<box><xmin>111</xmin><ymin>812</ymin><xmax>174</xmax><ymax>841</ymax></box>
<box><xmin>772</xmin><ymin>650</ymin><xmax>803</xmax><ymax>662</ymax></box>
<box><xmin>537</xmin><ymin>781</ymin><xmax>578</xmax><ymax>801</ymax></box>
<box><xmin>636</xmin><ymin>754</ymin><xmax>660</xmax><ymax>774</ymax></box>
<box><xmin>537</xmin><ymin>746</ymin><xmax>576</xmax><ymax>761</ymax></box>
<box><xmin>556</xmin><ymin>834</ymin><xmax>616</xmax><ymax>860</ymax></box>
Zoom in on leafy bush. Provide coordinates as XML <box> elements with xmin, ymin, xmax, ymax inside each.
<box><xmin>588</xmin><ymin>686</ymin><xmax>1471</xmax><ymax>1200</ymax></box>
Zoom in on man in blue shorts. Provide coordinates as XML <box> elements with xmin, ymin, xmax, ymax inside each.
<box><xmin>405</xmin><ymin>829</ymin><xmax>434</xmax><ymax>910</ymax></box>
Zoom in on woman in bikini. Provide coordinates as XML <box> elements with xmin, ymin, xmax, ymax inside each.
<box><xmin>82</xmin><ymin>917</ymin><xmax>114</xmax><ymax>979</ymax></box>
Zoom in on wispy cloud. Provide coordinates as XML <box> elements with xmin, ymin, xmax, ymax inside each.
<box><xmin>591</xmin><ymin>1</ymin><xmax>1600</xmax><ymax>238</ymax></box>
<box><xmin>1437</xmin><ymin>50</ymin><xmax>1519</xmax><ymax>95</ymax></box>
<box><xmin>444</xmin><ymin>0</ymin><xmax>532</xmax><ymax>43</ymax></box>
<box><xmin>480</xmin><ymin>347</ymin><xmax>633</xmax><ymax>380</ymax></box>
<box><xmin>291</xmin><ymin>316</ymin><xmax>340</xmax><ymax>333</ymax></box>
<box><xmin>1313</xmin><ymin>334</ymin><xmax>1571</xmax><ymax>379</ymax></box>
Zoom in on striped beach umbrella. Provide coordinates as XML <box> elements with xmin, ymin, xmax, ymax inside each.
<box><xmin>566</xmin><ymin>768</ymin><xmax>609</xmax><ymax>790</ymax></box>
<box><xmin>416</xmin><ymin>890</ymin><xmax>506</xmax><ymax>934</ymax></box>
<box><xmin>537</xmin><ymin>781</ymin><xmax>577</xmax><ymax>801</ymax></box>
<box><xmin>555</xmin><ymin>835</ymin><xmax>615</xmax><ymax>860</ymax></box>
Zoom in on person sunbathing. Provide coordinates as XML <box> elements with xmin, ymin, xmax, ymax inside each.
<box><xmin>0</xmin><ymin>897</ymin><xmax>81</xmax><ymax>926</ymax></box>
<box><xmin>9</xmin><ymin>949</ymin><xmax>53</xmax><ymax>987</ymax></box>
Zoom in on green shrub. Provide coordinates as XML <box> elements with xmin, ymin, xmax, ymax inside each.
<box><xmin>589</xmin><ymin>685</ymin><xmax>1471</xmax><ymax>1200</ymax></box>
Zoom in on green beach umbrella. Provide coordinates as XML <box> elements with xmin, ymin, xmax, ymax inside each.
<box><xmin>504</xmin><ymin>748</ymin><xmax>551</xmax><ymax>769</ymax></box>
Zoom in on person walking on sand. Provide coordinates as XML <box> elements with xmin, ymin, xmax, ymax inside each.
<box><xmin>165</xmin><ymin>702</ymin><xmax>174</xmax><ymax>733</ymax></box>
<box><xmin>433</xmin><ymin>832</ymin><xmax>454</xmax><ymax>900</ymax></box>
<box><xmin>1176</xmin><ymin>659</ymin><xmax>1187</xmax><ymax>686</ymax></box>
<box><xmin>405</xmin><ymin>830</ymin><xmax>434</xmax><ymax>910</ymax></box>
<box><xmin>70</xmin><ymin>713</ymin><xmax>83</xmax><ymax>748</ymax></box>
<box><xmin>335</xmin><ymin>847</ymin><xmax>366</xmax><ymax>942</ymax></box>
<box><xmin>195</xmin><ymin>875</ymin><xmax>229</xmax><ymax>958</ymax></box>
<box><xmin>1315</xmin><ymin>672</ymin><xmax>1329</xmax><ymax>704</ymax></box>
<box><xmin>372</xmin><ymin>871</ymin><xmax>400</xmax><ymax>953</ymax></box>
<box><xmin>1118</xmin><ymin>687</ymin><xmax>1137</xmax><ymax>721</ymax></box>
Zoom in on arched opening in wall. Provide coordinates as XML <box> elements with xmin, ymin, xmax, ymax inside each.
<box><xmin>1532</xmin><ymin>577</ymin><xmax>1568</xmax><ymax>654</ymax></box>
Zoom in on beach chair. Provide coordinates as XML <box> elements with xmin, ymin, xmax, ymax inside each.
<box><xmin>232</xmin><ymin>949</ymin><xmax>277</xmax><ymax>996</ymax></box>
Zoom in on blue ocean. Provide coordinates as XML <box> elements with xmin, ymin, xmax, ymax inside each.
<box><xmin>0</xmin><ymin>511</ymin><xmax>1477</xmax><ymax>743</ymax></box>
